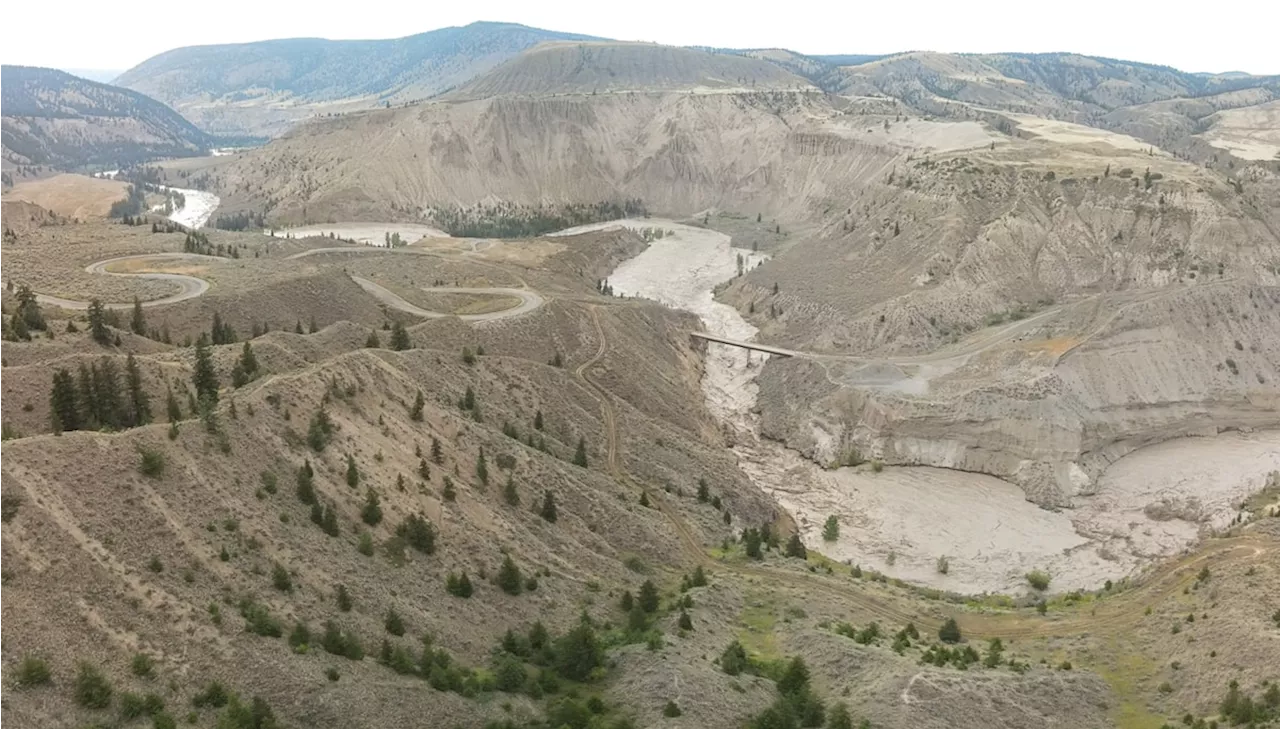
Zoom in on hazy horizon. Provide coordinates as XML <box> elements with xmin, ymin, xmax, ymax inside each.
<box><xmin>3</xmin><ymin>1</ymin><xmax>1279</xmax><ymax>76</ymax></box>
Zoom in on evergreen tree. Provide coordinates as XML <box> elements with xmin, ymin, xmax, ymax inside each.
<box><xmin>442</xmin><ymin>476</ymin><xmax>456</xmax><ymax>502</ymax></box>
<box><xmin>534</xmin><ymin>410</ymin><xmax>544</xmax><ymax>431</ymax></box>
<box><xmin>719</xmin><ymin>640</ymin><xmax>749</xmax><ymax>676</ymax></box>
<box><xmin>384</xmin><ymin>609</ymin><xmax>405</xmax><ymax>636</ymax></box>
<box><xmin>777</xmin><ymin>656</ymin><xmax>811</xmax><ymax>697</ymax></box>
<box><xmin>346</xmin><ymin>454</ymin><xmax>360</xmax><ymax>487</ymax></box>
<box><xmin>92</xmin><ymin>358</ymin><xmax>125</xmax><ymax>429</ymax></box>
<box><xmin>389</xmin><ymin>321</ymin><xmax>411</xmax><ymax>350</ymax></box>
<box><xmin>308</xmin><ymin>317</ymin><xmax>318</xmax><ymax>334</ymax></box>
<box><xmin>192</xmin><ymin>339</ymin><xmax>219</xmax><ymax>405</ymax></box>
<box><xmin>573</xmin><ymin>437</ymin><xmax>588</xmax><ymax>467</ymax></box>
<box><xmin>322</xmin><ymin>504</ymin><xmax>340</xmax><ymax>536</ymax></box>
<box><xmin>503</xmin><ymin>475</ymin><xmax>520</xmax><ymax>506</ymax></box>
<box><xmin>697</xmin><ymin>478</ymin><xmax>710</xmax><ymax>503</ymax></box>
<box><xmin>396</xmin><ymin>514</ymin><xmax>436</xmax><ymax>554</ymax></box>
<box><xmin>678</xmin><ymin>610</ymin><xmax>693</xmax><ymax>630</ymax></box>
<box><xmin>125</xmin><ymin>354</ymin><xmax>152</xmax><ymax>426</ymax></box>
<box><xmin>15</xmin><ymin>284</ymin><xmax>46</xmax><ymax>331</ymax></box>
<box><xmin>165</xmin><ymin>386</ymin><xmax>182</xmax><ymax>422</ymax></box>
<box><xmin>336</xmin><ymin>584</ymin><xmax>353</xmax><ymax>612</ymax></box>
<box><xmin>88</xmin><ymin>299</ymin><xmax>111</xmax><ymax>345</ymax></box>
<box><xmin>638</xmin><ymin>580</ymin><xmax>660</xmax><ymax>613</ymax></box>
<box><xmin>410</xmin><ymin>390</ymin><xmax>424</xmax><ymax>421</ymax></box>
<box><xmin>639</xmin><ymin>491</ymin><xmax>650</xmax><ymax>508</ymax></box>
<box><xmin>553</xmin><ymin>616</ymin><xmax>603</xmax><ymax>681</ymax></box>
<box><xmin>294</xmin><ymin>320</ymin><xmax>304</xmax><ymax>334</ymax></box>
<box><xmin>8</xmin><ymin>312</ymin><xmax>31</xmax><ymax>341</ymax></box>
<box><xmin>365</xmin><ymin>330</ymin><xmax>381</xmax><ymax>348</ymax></box>
<box><xmin>785</xmin><ymin>533</ymin><xmax>807</xmax><ymax>559</ymax></box>
<box><xmin>476</xmin><ymin>448</ymin><xmax>488</xmax><ymax>486</ymax></box>
<box><xmin>540</xmin><ymin>491</ymin><xmax>558</xmax><ymax>522</ymax></box>
<box><xmin>418</xmin><ymin>457</ymin><xmax>430</xmax><ymax>481</ymax></box>
<box><xmin>296</xmin><ymin>461</ymin><xmax>316</xmax><ymax>505</ymax></box>
<box><xmin>743</xmin><ymin>528</ymin><xmax>763</xmax><ymax>559</ymax></box>
<box><xmin>49</xmin><ymin>368</ymin><xmax>81</xmax><ymax>432</ymax></box>
<box><xmin>431</xmin><ymin>436</ymin><xmax>443</xmax><ymax>464</ymax></box>
<box><xmin>826</xmin><ymin>703</ymin><xmax>854</xmax><ymax>729</ymax></box>
<box><xmin>620</xmin><ymin>591</ymin><xmax>634</xmax><ymax>612</ymax></box>
<box><xmin>75</xmin><ymin>363</ymin><xmax>97</xmax><ymax>429</ymax></box>
<box><xmin>130</xmin><ymin>297</ymin><xmax>146</xmax><ymax>336</ymax></box>
<box><xmin>822</xmin><ymin>515</ymin><xmax>839</xmax><ymax>542</ymax></box>
<box><xmin>239</xmin><ymin>341</ymin><xmax>258</xmax><ymax>376</ymax></box>
<box><xmin>938</xmin><ymin>617</ymin><xmax>962</xmax><ymax>644</ymax></box>
<box><xmin>497</xmin><ymin>555</ymin><xmax>523</xmax><ymax>595</ymax></box>
<box><xmin>361</xmin><ymin>489</ymin><xmax>383</xmax><ymax>526</ymax></box>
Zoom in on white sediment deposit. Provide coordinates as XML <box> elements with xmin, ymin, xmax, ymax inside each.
<box><xmin>602</xmin><ymin>218</ymin><xmax>1280</xmax><ymax>596</ymax></box>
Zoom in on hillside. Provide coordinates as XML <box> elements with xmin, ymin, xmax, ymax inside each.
<box><xmin>451</xmin><ymin>42</ymin><xmax>813</xmax><ymax>98</ymax></box>
<box><xmin>1</xmin><ymin>66</ymin><xmax>211</xmax><ymax>170</ymax></box>
<box><xmin>113</xmin><ymin>22</ymin><xmax>601</xmax><ymax>137</ymax></box>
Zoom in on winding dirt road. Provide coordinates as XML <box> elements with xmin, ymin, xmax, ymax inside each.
<box><xmin>28</xmin><ymin>253</ymin><xmax>224</xmax><ymax>310</ymax></box>
<box><xmin>351</xmin><ymin>276</ymin><xmax>544</xmax><ymax>321</ymax></box>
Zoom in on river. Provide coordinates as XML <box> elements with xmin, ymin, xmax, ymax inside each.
<box><xmin>590</xmin><ymin>218</ymin><xmax>1280</xmax><ymax>596</ymax></box>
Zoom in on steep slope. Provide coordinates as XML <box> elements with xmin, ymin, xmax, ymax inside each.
<box><xmin>1</xmin><ymin>66</ymin><xmax>211</xmax><ymax>169</ymax></box>
<box><xmin>212</xmin><ymin>91</ymin><xmax>892</xmax><ymax>223</ymax></box>
<box><xmin>451</xmin><ymin>41</ymin><xmax>813</xmax><ymax>98</ymax></box>
<box><xmin>113</xmin><ymin>22</ymin><xmax>601</xmax><ymax>137</ymax></box>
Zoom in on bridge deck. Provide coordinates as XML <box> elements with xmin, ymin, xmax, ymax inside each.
<box><xmin>689</xmin><ymin>331</ymin><xmax>797</xmax><ymax>357</ymax></box>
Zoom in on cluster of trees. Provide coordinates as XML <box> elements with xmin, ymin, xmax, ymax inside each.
<box><xmin>739</xmin><ymin>523</ymin><xmax>808</xmax><ymax>560</ymax></box>
<box><xmin>182</xmin><ymin>230</ymin><xmax>242</xmax><ymax>258</ymax></box>
<box><xmin>1212</xmin><ymin>679</ymin><xmax>1280</xmax><ymax>727</ymax></box>
<box><xmin>4</xmin><ymin>284</ymin><xmax>46</xmax><ymax>341</ymax></box>
<box><xmin>108</xmin><ymin>184</ymin><xmax>147</xmax><ymax>218</ymax></box>
<box><xmin>49</xmin><ymin>355</ymin><xmax>151</xmax><ymax>432</ymax></box>
<box><xmin>429</xmin><ymin>199</ymin><xmax>646</xmax><ymax>239</ymax></box>
<box><xmin>213</xmin><ymin>211</ymin><xmax>266</xmax><ymax>231</ymax></box>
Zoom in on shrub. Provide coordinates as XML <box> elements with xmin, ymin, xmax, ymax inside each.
<box><xmin>14</xmin><ymin>655</ymin><xmax>52</xmax><ymax>687</ymax></box>
<box><xmin>936</xmin><ymin>555</ymin><xmax>950</xmax><ymax>575</ymax></box>
<box><xmin>73</xmin><ymin>663</ymin><xmax>113</xmax><ymax>709</ymax></box>
<box><xmin>938</xmin><ymin>617</ymin><xmax>962</xmax><ymax>644</ymax></box>
<box><xmin>325</xmin><ymin>668</ymin><xmax>340</xmax><ymax>682</ymax></box>
<box><xmin>663</xmin><ymin>701</ymin><xmax>682</xmax><ymax>717</ymax></box>
<box><xmin>719</xmin><ymin>640</ymin><xmax>750</xmax><ymax>676</ymax></box>
<box><xmin>497</xmin><ymin>555</ymin><xmax>523</xmax><ymax>595</ymax></box>
<box><xmin>138</xmin><ymin>447</ymin><xmax>165</xmax><ymax>478</ymax></box>
<box><xmin>385</xmin><ymin>609</ymin><xmax>405</xmax><ymax>636</ymax></box>
<box><xmin>131</xmin><ymin>653</ymin><xmax>155</xmax><ymax>678</ymax></box>
<box><xmin>1025</xmin><ymin>570</ymin><xmax>1051</xmax><ymax>591</ymax></box>
<box><xmin>191</xmin><ymin>681</ymin><xmax>229</xmax><ymax>708</ymax></box>
<box><xmin>822</xmin><ymin>515</ymin><xmax>839</xmax><ymax>541</ymax></box>
<box><xmin>271</xmin><ymin>563</ymin><xmax>293</xmax><ymax>592</ymax></box>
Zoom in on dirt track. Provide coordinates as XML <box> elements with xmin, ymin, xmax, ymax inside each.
<box><xmin>29</xmin><ymin>253</ymin><xmax>223</xmax><ymax>310</ymax></box>
<box><xmin>351</xmin><ymin>276</ymin><xmax>544</xmax><ymax>321</ymax></box>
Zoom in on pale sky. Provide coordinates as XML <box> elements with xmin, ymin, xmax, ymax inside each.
<box><xmin>4</xmin><ymin>0</ymin><xmax>1278</xmax><ymax>76</ymax></box>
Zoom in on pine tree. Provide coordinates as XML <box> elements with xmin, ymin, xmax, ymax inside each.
<box><xmin>678</xmin><ymin>610</ymin><xmax>693</xmax><ymax>630</ymax></box>
<box><xmin>389</xmin><ymin>321</ymin><xmax>411</xmax><ymax>350</ymax></box>
<box><xmin>130</xmin><ymin>297</ymin><xmax>146</xmax><ymax>336</ymax></box>
<box><xmin>346</xmin><ymin>454</ymin><xmax>360</xmax><ymax>487</ymax></box>
<box><xmin>294</xmin><ymin>320</ymin><xmax>304</xmax><ymax>334</ymax></box>
<box><xmin>638</xmin><ymin>580</ymin><xmax>660</xmax><ymax>613</ymax></box>
<box><xmin>410</xmin><ymin>390</ymin><xmax>424</xmax><ymax>421</ymax></box>
<box><xmin>553</xmin><ymin>616</ymin><xmax>603</xmax><ymax>681</ymax></box>
<box><xmin>15</xmin><ymin>284</ymin><xmax>46</xmax><ymax>331</ymax></box>
<box><xmin>125</xmin><ymin>354</ymin><xmax>151</xmax><ymax>426</ymax></box>
<box><xmin>639</xmin><ymin>491</ymin><xmax>650</xmax><ymax>508</ymax></box>
<box><xmin>497</xmin><ymin>555</ymin><xmax>523</xmax><ymax>595</ymax></box>
<box><xmin>365</xmin><ymin>330</ymin><xmax>381</xmax><ymax>348</ymax></box>
<box><xmin>540</xmin><ymin>491</ymin><xmax>557</xmax><ymax>523</ymax></box>
<box><xmin>8</xmin><ymin>312</ymin><xmax>31</xmax><ymax>341</ymax></box>
<box><xmin>322</xmin><ymin>504</ymin><xmax>340</xmax><ymax>536</ymax></box>
<box><xmin>361</xmin><ymin>489</ymin><xmax>383</xmax><ymax>526</ymax></box>
<box><xmin>296</xmin><ymin>461</ymin><xmax>316</xmax><ymax>505</ymax></box>
<box><xmin>191</xmin><ymin>339</ymin><xmax>219</xmax><ymax>405</ymax></box>
<box><xmin>308</xmin><ymin>317</ymin><xmax>318</xmax><ymax>334</ymax></box>
<box><xmin>696</xmin><ymin>478</ymin><xmax>709</xmax><ymax>503</ymax></box>
<box><xmin>503</xmin><ymin>475</ymin><xmax>520</xmax><ymax>506</ymax></box>
<box><xmin>336</xmin><ymin>584</ymin><xmax>352</xmax><ymax>612</ymax></box>
<box><xmin>938</xmin><ymin>617</ymin><xmax>962</xmax><ymax>644</ymax></box>
<box><xmin>743</xmin><ymin>528</ymin><xmax>763</xmax><ymax>559</ymax></box>
<box><xmin>573</xmin><ymin>437</ymin><xmax>588</xmax><ymax>467</ymax></box>
<box><xmin>785</xmin><ymin>533</ymin><xmax>807</xmax><ymax>559</ymax></box>
<box><xmin>239</xmin><ymin>341</ymin><xmax>258</xmax><ymax>376</ymax></box>
<box><xmin>431</xmin><ymin>436</ymin><xmax>443</xmax><ymax>464</ymax></box>
<box><xmin>165</xmin><ymin>386</ymin><xmax>182</xmax><ymax>422</ymax></box>
<box><xmin>49</xmin><ymin>368</ymin><xmax>81</xmax><ymax>432</ymax></box>
<box><xmin>442</xmin><ymin>476</ymin><xmax>456</xmax><ymax>502</ymax></box>
<box><xmin>620</xmin><ymin>591</ymin><xmax>634</xmax><ymax>612</ymax></box>
<box><xmin>88</xmin><ymin>299</ymin><xmax>111</xmax><ymax>345</ymax></box>
<box><xmin>92</xmin><ymin>358</ymin><xmax>125</xmax><ymax>429</ymax></box>
<box><xmin>534</xmin><ymin>410</ymin><xmax>544</xmax><ymax>431</ymax></box>
<box><xmin>822</xmin><ymin>515</ymin><xmax>839</xmax><ymax>542</ymax></box>
<box><xmin>476</xmin><ymin>448</ymin><xmax>489</xmax><ymax>486</ymax></box>
<box><xmin>76</xmin><ymin>364</ymin><xmax>98</xmax><ymax>428</ymax></box>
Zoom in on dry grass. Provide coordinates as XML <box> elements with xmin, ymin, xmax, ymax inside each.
<box><xmin>3</xmin><ymin>173</ymin><xmax>129</xmax><ymax>219</ymax></box>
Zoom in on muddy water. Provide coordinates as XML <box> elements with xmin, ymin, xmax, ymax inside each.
<box><xmin>600</xmin><ymin>219</ymin><xmax>1280</xmax><ymax>596</ymax></box>
<box><xmin>166</xmin><ymin>187</ymin><xmax>219</xmax><ymax>229</ymax></box>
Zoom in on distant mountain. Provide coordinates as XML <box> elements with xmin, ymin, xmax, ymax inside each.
<box><xmin>114</xmin><ymin>21</ymin><xmax>602</xmax><ymax>137</ymax></box>
<box><xmin>58</xmin><ymin>68</ymin><xmax>126</xmax><ymax>83</ymax></box>
<box><xmin>2</xmin><ymin>65</ymin><xmax>211</xmax><ymax>169</ymax></box>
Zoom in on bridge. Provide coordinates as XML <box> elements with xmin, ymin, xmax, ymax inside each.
<box><xmin>689</xmin><ymin>331</ymin><xmax>799</xmax><ymax>357</ymax></box>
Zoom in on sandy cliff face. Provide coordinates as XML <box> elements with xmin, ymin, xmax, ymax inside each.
<box><xmin>757</xmin><ymin>284</ymin><xmax>1280</xmax><ymax>505</ymax></box>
